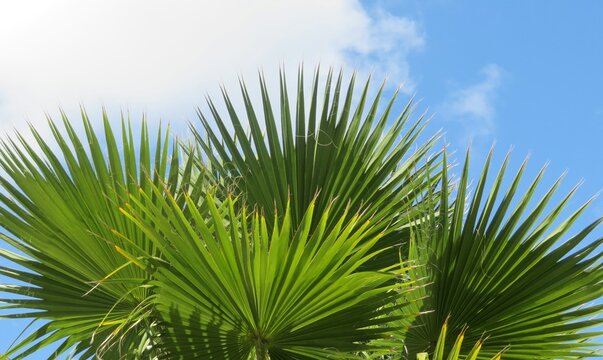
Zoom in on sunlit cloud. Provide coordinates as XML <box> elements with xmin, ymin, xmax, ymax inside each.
<box><xmin>0</xmin><ymin>0</ymin><xmax>424</xmax><ymax>137</ymax></box>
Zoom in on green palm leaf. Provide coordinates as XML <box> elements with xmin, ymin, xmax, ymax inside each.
<box><xmin>192</xmin><ymin>68</ymin><xmax>441</xmax><ymax>270</ymax></box>
<box><xmin>405</xmin><ymin>150</ymin><xmax>603</xmax><ymax>359</ymax></box>
<box><xmin>118</xmin><ymin>185</ymin><xmax>418</xmax><ymax>359</ymax></box>
<box><xmin>416</xmin><ymin>320</ymin><xmax>504</xmax><ymax>360</ymax></box>
<box><xmin>0</xmin><ymin>112</ymin><xmax>198</xmax><ymax>358</ymax></box>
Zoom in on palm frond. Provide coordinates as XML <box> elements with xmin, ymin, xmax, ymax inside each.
<box><xmin>119</xmin><ymin>186</ymin><xmax>418</xmax><ymax>359</ymax></box>
<box><xmin>192</xmin><ymin>68</ymin><xmax>442</xmax><ymax>269</ymax></box>
<box><xmin>0</xmin><ymin>111</ymin><xmax>196</xmax><ymax>358</ymax></box>
<box><xmin>405</xmin><ymin>150</ymin><xmax>603</xmax><ymax>359</ymax></box>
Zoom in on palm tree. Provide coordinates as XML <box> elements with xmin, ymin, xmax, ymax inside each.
<box><xmin>0</xmin><ymin>68</ymin><xmax>601</xmax><ymax>359</ymax></box>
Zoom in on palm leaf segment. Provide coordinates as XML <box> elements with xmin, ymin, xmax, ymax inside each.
<box><xmin>193</xmin><ymin>68</ymin><xmax>441</xmax><ymax>262</ymax></box>
<box><xmin>119</xmin><ymin>187</ymin><xmax>416</xmax><ymax>359</ymax></box>
<box><xmin>0</xmin><ymin>112</ymin><xmax>200</xmax><ymax>358</ymax></box>
<box><xmin>416</xmin><ymin>320</ymin><xmax>504</xmax><ymax>360</ymax></box>
<box><xmin>405</xmin><ymin>150</ymin><xmax>603</xmax><ymax>359</ymax></box>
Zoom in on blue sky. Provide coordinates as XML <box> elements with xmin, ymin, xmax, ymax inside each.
<box><xmin>0</xmin><ymin>0</ymin><xmax>601</xmax><ymax>357</ymax></box>
<box><xmin>378</xmin><ymin>1</ymin><xmax>602</xmax><ymax>190</ymax></box>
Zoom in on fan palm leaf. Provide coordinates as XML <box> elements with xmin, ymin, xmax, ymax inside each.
<box><xmin>192</xmin><ymin>68</ymin><xmax>442</xmax><ymax>270</ymax></box>
<box><xmin>118</xmin><ymin>185</ymin><xmax>418</xmax><ymax>359</ymax></box>
<box><xmin>404</xmin><ymin>150</ymin><xmax>603</xmax><ymax>359</ymax></box>
<box><xmin>0</xmin><ymin>112</ymin><xmax>199</xmax><ymax>358</ymax></box>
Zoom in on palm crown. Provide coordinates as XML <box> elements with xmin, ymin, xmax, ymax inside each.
<box><xmin>0</xmin><ymin>68</ymin><xmax>601</xmax><ymax>359</ymax></box>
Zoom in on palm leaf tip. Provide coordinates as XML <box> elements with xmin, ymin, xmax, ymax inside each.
<box><xmin>415</xmin><ymin>321</ymin><xmax>505</xmax><ymax>360</ymax></box>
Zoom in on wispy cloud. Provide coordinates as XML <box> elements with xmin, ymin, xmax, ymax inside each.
<box><xmin>344</xmin><ymin>9</ymin><xmax>425</xmax><ymax>93</ymax></box>
<box><xmin>0</xmin><ymin>1</ymin><xmax>423</xmax><ymax>136</ymax></box>
<box><xmin>442</xmin><ymin>64</ymin><xmax>503</xmax><ymax>137</ymax></box>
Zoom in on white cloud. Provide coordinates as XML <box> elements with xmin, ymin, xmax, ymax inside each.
<box><xmin>347</xmin><ymin>9</ymin><xmax>424</xmax><ymax>91</ymax></box>
<box><xmin>0</xmin><ymin>0</ymin><xmax>424</xmax><ymax>137</ymax></box>
<box><xmin>442</xmin><ymin>64</ymin><xmax>503</xmax><ymax>136</ymax></box>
